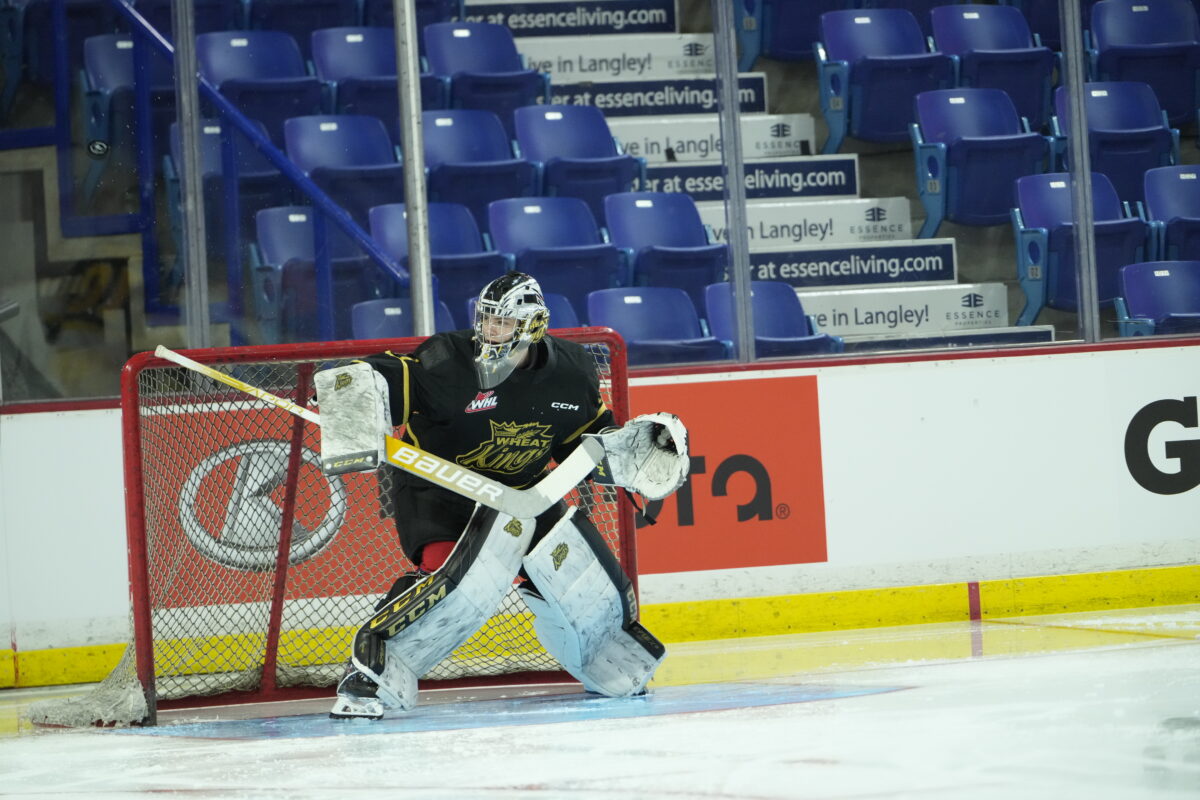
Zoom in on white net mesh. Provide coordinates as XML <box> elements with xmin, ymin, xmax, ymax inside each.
<box><xmin>29</xmin><ymin>334</ymin><xmax>628</xmax><ymax>727</ymax></box>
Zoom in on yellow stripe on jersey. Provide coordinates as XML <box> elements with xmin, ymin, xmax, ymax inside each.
<box><xmin>563</xmin><ymin>401</ymin><xmax>609</xmax><ymax>444</ymax></box>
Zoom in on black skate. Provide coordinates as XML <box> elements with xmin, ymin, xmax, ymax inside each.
<box><xmin>329</xmin><ymin>669</ymin><xmax>384</xmax><ymax>720</ymax></box>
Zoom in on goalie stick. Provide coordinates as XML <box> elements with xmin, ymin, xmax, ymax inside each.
<box><xmin>154</xmin><ymin>345</ymin><xmax>608</xmax><ymax>519</ymax></box>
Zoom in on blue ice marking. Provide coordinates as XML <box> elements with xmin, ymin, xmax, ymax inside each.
<box><xmin>111</xmin><ymin>682</ymin><xmax>904</xmax><ymax>740</ymax></box>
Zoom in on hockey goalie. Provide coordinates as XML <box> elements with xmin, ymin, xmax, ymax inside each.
<box><xmin>315</xmin><ymin>271</ymin><xmax>690</xmax><ymax>719</ymax></box>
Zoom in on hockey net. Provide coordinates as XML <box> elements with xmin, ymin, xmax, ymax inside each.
<box><xmin>29</xmin><ymin>330</ymin><xmax>632</xmax><ymax>726</ymax></box>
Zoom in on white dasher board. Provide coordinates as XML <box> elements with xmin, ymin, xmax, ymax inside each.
<box><xmin>608</xmin><ymin>113</ymin><xmax>817</xmax><ymax>162</ymax></box>
<box><xmin>697</xmin><ymin>197</ymin><xmax>911</xmax><ymax>247</ymax></box>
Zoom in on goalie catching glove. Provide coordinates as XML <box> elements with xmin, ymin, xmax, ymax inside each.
<box><xmin>590</xmin><ymin>412</ymin><xmax>689</xmax><ymax>501</ymax></box>
<box><xmin>313</xmin><ymin>362</ymin><xmax>391</xmax><ymax>475</ymax></box>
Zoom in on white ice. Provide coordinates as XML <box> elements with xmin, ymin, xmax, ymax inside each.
<box><xmin>1</xmin><ymin>606</ymin><xmax>1198</xmax><ymax>800</ymax></box>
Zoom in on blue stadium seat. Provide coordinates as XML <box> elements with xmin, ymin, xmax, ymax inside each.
<box><xmin>284</xmin><ymin>114</ymin><xmax>405</xmax><ymax>225</ymax></box>
<box><xmin>311</xmin><ymin>26</ymin><xmax>448</xmax><ymax>143</ymax></box>
<box><xmin>80</xmin><ymin>33</ymin><xmax>176</xmax><ymax>202</ymax></box>
<box><xmin>488</xmin><ymin>197</ymin><xmax>625</xmax><ymax>318</ymax></box>
<box><xmin>998</xmin><ymin>0</ymin><xmax>1099</xmax><ymax>50</ymax></box>
<box><xmin>705</xmin><ymin>281</ymin><xmax>844</xmax><ymax>358</ymax></box>
<box><xmin>861</xmin><ymin>0</ymin><xmax>942</xmax><ymax>37</ymax></box>
<box><xmin>423</xmin><ymin>21</ymin><xmax>551</xmax><ymax>138</ymax></box>
<box><xmin>1011</xmin><ymin>172</ymin><xmax>1152</xmax><ymax>325</ymax></box>
<box><xmin>196</xmin><ymin>30</ymin><xmax>325</xmax><ymax>145</ymax></box>
<box><xmin>513</xmin><ymin>105</ymin><xmax>645</xmax><ymax>224</ymax></box>
<box><xmin>164</xmin><ymin>119</ymin><xmax>292</xmax><ymax>263</ymax></box>
<box><xmin>911</xmin><ymin>88</ymin><xmax>1049</xmax><ymax>237</ymax></box>
<box><xmin>252</xmin><ymin>205</ymin><xmax>395</xmax><ymax>342</ymax></box>
<box><xmin>351</xmin><ymin>296</ymin><xmax>457</xmax><ymax>339</ymax></box>
<box><xmin>816</xmin><ymin>8</ymin><xmax>955</xmax><ymax>153</ymax></box>
<box><xmin>1089</xmin><ymin>0</ymin><xmax>1200</xmax><ymax>128</ymax></box>
<box><xmin>1052</xmin><ymin>81</ymin><xmax>1179</xmax><ymax>203</ymax></box>
<box><xmin>1114</xmin><ymin>260</ymin><xmax>1200</xmax><ymax>335</ymax></box>
<box><xmin>423</xmin><ymin>109</ymin><xmax>538</xmax><ymax>232</ymax></box>
<box><xmin>130</xmin><ymin>0</ymin><xmax>243</xmax><ymax>38</ymax></box>
<box><xmin>2</xmin><ymin>0</ymin><xmax>120</xmax><ymax>117</ymax></box>
<box><xmin>930</xmin><ymin>4</ymin><xmax>1056</xmax><ymax>131</ymax></box>
<box><xmin>603</xmin><ymin>192</ymin><xmax>728</xmax><ymax>312</ymax></box>
<box><xmin>587</xmin><ymin>287</ymin><xmax>731</xmax><ymax>366</ymax></box>
<box><xmin>246</xmin><ymin>0</ymin><xmax>357</xmax><ymax>60</ymax></box>
<box><xmin>368</xmin><ymin>201</ymin><xmax>510</xmax><ymax>329</ymax></box>
<box><xmin>363</xmin><ymin>0</ymin><xmax>464</xmax><ymax>49</ymax></box>
<box><xmin>736</xmin><ymin>0</ymin><xmax>849</xmax><ymax>70</ymax></box>
<box><xmin>1144</xmin><ymin>165</ymin><xmax>1200</xmax><ymax>261</ymax></box>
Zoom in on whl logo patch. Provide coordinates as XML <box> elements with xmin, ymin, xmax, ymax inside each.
<box><xmin>465</xmin><ymin>391</ymin><xmax>498</xmax><ymax>413</ymax></box>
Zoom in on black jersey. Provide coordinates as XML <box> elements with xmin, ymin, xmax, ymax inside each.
<box><xmin>364</xmin><ymin>330</ymin><xmax>614</xmax><ymax>489</ymax></box>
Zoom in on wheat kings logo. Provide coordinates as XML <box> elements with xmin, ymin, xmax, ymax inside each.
<box><xmin>178</xmin><ymin>440</ymin><xmax>347</xmax><ymax>571</ymax></box>
<box><xmin>457</xmin><ymin>420</ymin><xmax>554</xmax><ymax>475</ymax></box>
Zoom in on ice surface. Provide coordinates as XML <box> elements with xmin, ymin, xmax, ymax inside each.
<box><xmin>1</xmin><ymin>607</ymin><xmax>1198</xmax><ymax>799</ymax></box>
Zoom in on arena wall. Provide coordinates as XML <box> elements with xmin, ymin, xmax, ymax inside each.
<box><xmin>3</xmin><ymin>342</ymin><xmax>1199</xmax><ymax>687</ymax></box>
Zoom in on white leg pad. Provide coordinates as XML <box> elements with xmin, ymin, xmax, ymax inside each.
<box><xmin>350</xmin><ymin>507</ymin><xmax>536</xmax><ymax>711</ymax></box>
<box><xmin>519</xmin><ymin>508</ymin><xmax>666</xmax><ymax>697</ymax></box>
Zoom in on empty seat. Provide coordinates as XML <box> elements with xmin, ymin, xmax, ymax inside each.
<box><xmin>252</xmin><ymin>205</ymin><xmax>395</xmax><ymax>342</ymax></box>
<box><xmin>1115</xmin><ymin>260</ymin><xmax>1200</xmax><ymax>335</ymax></box>
<box><xmin>246</xmin><ymin>0</ymin><xmax>357</xmax><ymax>60</ymax></box>
<box><xmin>705</xmin><ymin>281</ymin><xmax>844</xmax><ymax>358</ymax></box>
<box><xmin>1053</xmin><ymin>81</ymin><xmax>1178</xmax><ymax>203</ymax></box>
<box><xmin>80</xmin><ymin>34</ymin><xmax>176</xmax><ymax>201</ymax></box>
<box><xmin>423</xmin><ymin>109</ymin><xmax>538</xmax><ymax>231</ymax></box>
<box><xmin>487</xmin><ymin>197</ymin><xmax>625</xmax><ymax>318</ymax></box>
<box><xmin>587</xmin><ymin>287</ymin><xmax>731</xmax><ymax>366</ymax></box>
<box><xmin>603</xmin><ymin>192</ymin><xmax>728</xmax><ymax>311</ymax></box>
<box><xmin>311</xmin><ymin>26</ymin><xmax>448</xmax><ymax>142</ymax></box>
<box><xmin>284</xmin><ymin>114</ymin><xmax>405</xmax><ymax>225</ymax></box>
<box><xmin>130</xmin><ymin>0</ymin><xmax>243</xmax><ymax>39</ymax></box>
<box><xmin>736</xmin><ymin>0</ymin><xmax>848</xmax><ymax>70</ymax></box>
<box><xmin>351</xmin><ymin>296</ymin><xmax>457</xmax><ymax>339</ymax></box>
<box><xmin>3</xmin><ymin>0</ymin><xmax>120</xmax><ymax>116</ymax></box>
<box><xmin>1144</xmin><ymin>165</ymin><xmax>1200</xmax><ymax>261</ymax></box>
<box><xmin>196</xmin><ymin>30</ymin><xmax>324</xmax><ymax>145</ymax></box>
<box><xmin>368</xmin><ymin>201</ymin><xmax>510</xmax><ymax>329</ymax></box>
<box><xmin>863</xmin><ymin>0</ymin><xmax>943</xmax><ymax>37</ymax></box>
<box><xmin>998</xmin><ymin>0</ymin><xmax>1100</xmax><ymax>50</ymax></box>
<box><xmin>514</xmin><ymin>105</ymin><xmax>645</xmax><ymax>224</ymax></box>
<box><xmin>363</xmin><ymin>0</ymin><xmax>463</xmax><ymax>49</ymax></box>
<box><xmin>1011</xmin><ymin>172</ymin><xmax>1152</xmax><ymax>325</ymax></box>
<box><xmin>423</xmin><ymin>21</ymin><xmax>550</xmax><ymax>138</ymax></box>
<box><xmin>1090</xmin><ymin>0</ymin><xmax>1200</xmax><ymax>128</ymax></box>
<box><xmin>911</xmin><ymin>88</ymin><xmax>1049</xmax><ymax>237</ymax></box>
<box><xmin>930</xmin><ymin>4</ymin><xmax>1056</xmax><ymax>130</ymax></box>
<box><xmin>164</xmin><ymin>119</ymin><xmax>292</xmax><ymax>262</ymax></box>
<box><xmin>816</xmin><ymin>8</ymin><xmax>955</xmax><ymax>153</ymax></box>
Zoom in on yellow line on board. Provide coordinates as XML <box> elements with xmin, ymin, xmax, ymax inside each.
<box><xmin>9</xmin><ymin>564</ymin><xmax>1198</xmax><ymax>688</ymax></box>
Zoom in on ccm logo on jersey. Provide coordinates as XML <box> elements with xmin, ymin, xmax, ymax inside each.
<box><xmin>387</xmin><ymin>441</ymin><xmax>504</xmax><ymax>504</ymax></box>
<box><xmin>551</xmin><ymin>401</ymin><xmax>580</xmax><ymax>410</ymax></box>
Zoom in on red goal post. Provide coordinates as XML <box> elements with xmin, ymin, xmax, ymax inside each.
<box><xmin>30</xmin><ymin>330</ymin><xmax>634</xmax><ymax>727</ymax></box>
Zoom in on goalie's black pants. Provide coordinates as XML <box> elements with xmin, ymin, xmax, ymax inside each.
<box><xmin>377</xmin><ymin>467</ymin><xmax>622</xmax><ymax>605</ymax></box>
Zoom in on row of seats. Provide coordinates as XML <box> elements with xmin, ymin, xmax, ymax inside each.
<box><xmin>249</xmin><ymin>191</ymin><xmax>729</xmax><ymax>342</ymax></box>
<box><xmin>813</xmin><ymin>2</ymin><xmax>1199</xmax><ymax>154</ymax></box>
<box><xmin>349</xmin><ymin>283</ymin><xmax>844</xmax><ymax>365</ymax></box>
<box><xmin>0</xmin><ymin>0</ymin><xmax>463</xmax><ymax>114</ymax></box>
<box><xmin>82</xmin><ymin>21</ymin><xmax>559</xmax><ymax>197</ymax></box>
<box><xmin>1008</xmin><ymin>167</ymin><xmax>1200</xmax><ymax>326</ymax></box>
<box><xmin>911</xmin><ymin>80</ymin><xmax>1179</xmax><ymax>236</ymax></box>
<box><xmin>161</xmin><ymin>105</ymin><xmax>643</xmax><ymax>267</ymax></box>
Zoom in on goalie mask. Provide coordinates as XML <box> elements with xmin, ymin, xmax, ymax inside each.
<box><xmin>473</xmin><ymin>271</ymin><xmax>550</xmax><ymax>390</ymax></box>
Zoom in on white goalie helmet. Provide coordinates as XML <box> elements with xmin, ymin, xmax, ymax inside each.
<box><xmin>473</xmin><ymin>271</ymin><xmax>550</xmax><ymax>390</ymax></box>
